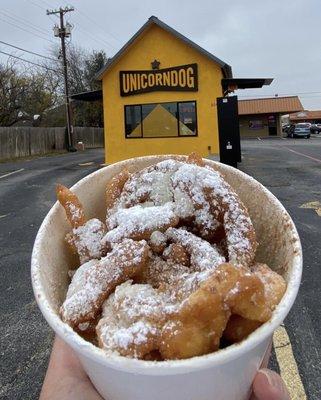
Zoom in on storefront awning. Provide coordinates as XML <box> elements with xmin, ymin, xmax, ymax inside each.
<box><xmin>222</xmin><ymin>78</ymin><xmax>273</xmax><ymax>95</ymax></box>
<box><xmin>71</xmin><ymin>90</ymin><xmax>103</xmax><ymax>102</ymax></box>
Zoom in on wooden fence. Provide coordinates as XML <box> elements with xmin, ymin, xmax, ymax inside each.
<box><xmin>0</xmin><ymin>127</ymin><xmax>104</xmax><ymax>161</ymax></box>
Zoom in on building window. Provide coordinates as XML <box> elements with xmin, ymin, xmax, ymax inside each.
<box><xmin>249</xmin><ymin>120</ymin><xmax>264</xmax><ymax>130</ymax></box>
<box><xmin>125</xmin><ymin>105</ymin><xmax>141</xmax><ymax>137</ymax></box>
<box><xmin>124</xmin><ymin>101</ymin><xmax>197</xmax><ymax>138</ymax></box>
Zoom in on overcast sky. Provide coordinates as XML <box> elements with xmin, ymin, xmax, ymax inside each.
<box><xmin>1</xmin><ymin>0</ymin><xmax>321</xmax><ymax>109</ymax></box>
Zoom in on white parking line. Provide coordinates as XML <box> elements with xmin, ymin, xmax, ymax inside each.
<box><xmin>283</xmin><ymin>147</ymin><xmax>321</xmax><ymax>163</ymax></box>
<box><xmin>0</xmin><ymin>168</ymin><xmax>24</xmax><ymax>179</ymax></box>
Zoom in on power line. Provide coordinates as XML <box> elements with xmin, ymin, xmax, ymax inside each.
<box><xmin>28</xmin><ymin>0</ymin><xmax>47</xmax><ymax>11</ymax></box>
<box><xmin>27</xmin><ymin>0</ymin><xmax>118</xmax><ymax>52</ymax></box>
<box><xmin>76</xmin><ymin>7</ymin><xmax>121</xmax><ymax>45</ymax></box>
<box><xmin>72</xmin><ymin>21</ymin><xmax>117</xmax><ymax>51</ymax></box>
<box><xmin>27</xmin><ymin>0</ymin><xmax>57</xmax><ymax>23</ymax></box>
<box><xmin>0</xmin><ymin>9</ymin><xmax>48</xmax><ymax>35</ymax></box>
<box><xmin>0</xmin><ymin>49</ymin><xmax>61</xmax><ymax>73</ymax></box>
<box><xmin>0</xmin><ymin>16</ymin><xmax>54</xmax><ymax>44</ymax></box>
<box><xmin>238</xmin><ymin>91</ymin><xmax>321</xmax><ymax>99</ymax></box>
<box><xmin>40</xmin><ymin>0</ymin><xmax>55</xmax><ymax>7</ymax></box>
<box><xmin>0</xmin><ymin>40</ymin><xmax>57</xmax><ymax>62</ymax></box>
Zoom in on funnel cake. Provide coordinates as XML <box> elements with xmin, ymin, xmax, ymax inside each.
<box><xmin>57</xmin><ymin>153</ymin><xmax>286</xmax><ymax>360</ymax></box>
<box><xmin>56</xmin><ymin>184</ymin><xmax>106</xmax><ymax>264</ymax></box>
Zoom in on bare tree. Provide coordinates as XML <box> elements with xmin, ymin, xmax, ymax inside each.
<box><xmin>0</xmin><ymin>44</ymin><xmax>108</xmax><ymax>127</ymax></box>
<box><xmin>0</xmin><ymin>59</ymin><xmax>29</xmax><ymax>126</ymax></box>
<box><xmin>0</xmin><ymin>57</ymin><xmax>60</xmax><ymax>126</ymax></box>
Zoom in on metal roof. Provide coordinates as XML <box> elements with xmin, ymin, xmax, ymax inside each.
<box><xmin>95</xmin><ymin>16</ymin><xmax>232</xmax><ymax>80</ymax></box>
<box><xmin>238</xmin><ymin>96</ymin><xmax>303</xmax><ymax>115</ymax></box>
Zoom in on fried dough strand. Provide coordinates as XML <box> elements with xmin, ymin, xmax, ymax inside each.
<box><xmin>159</xmin><ymin>263</ymin><xmax>271</xmax><ymax>360</ymax></box>
<box><xmin>223</xmin><ymin>315</ymin><xmax>262</xmax><ymax>343</ymax></box>
<box><xmin>106</xmin><ymin>169</ymin><xmax>130</xmax><ymax>228</ymax></box>
<box><xmin>60</xmin><ymin>239</ymin><xmax>149</xmax><ymax>327</ymax></box>
<box><xmin>56</xmin><ymin>184</ymin><xmax>86</xmax><ymax>228</ymax></box>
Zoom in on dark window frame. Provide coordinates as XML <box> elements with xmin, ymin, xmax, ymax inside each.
<box><xmin>124</xmin><ymin>100</ymin><xmax>198</xmax><ymax>139</ymax></box>
<box><xmin>124</xmin><ymin>104</ymin><xmax>143</xmax><ymax>137</ymax></box>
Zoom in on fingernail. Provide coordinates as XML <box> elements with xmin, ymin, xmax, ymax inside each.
<box><xmin>259</xmin><ymin>369</ymin><xmax>284</xmax><ymax>392</ymax></box>
<box><xmin>258</xmin><ymin>369</ymin><xmax>273</xmax><ymax>386</ymax></box>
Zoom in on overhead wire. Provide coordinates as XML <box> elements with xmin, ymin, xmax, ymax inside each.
<box><xmin>23</xmin><ymin>0</ymin><xmax>119</xmax><ymax>52</ymax></box>
<box><xmin>40</xmin><ymin>0</ymin><xmax>57</xmax><ymax>7</ymax></box>
<box><xmin>0</xmin><ymin>49</ymin><xmax>61</xmax><ymax>73</ymax></box>
<box><xmin>0</xmin><ymin>40</ymin><xmax>58</xmax><ymax>62</ymax></box>
<box><xmin>0</xmin><ymin>17</ymin><xmax>54</xmax><ymax>44</ymax></box>
<box><xmin>26</xmin><ymin>0</ymin><xmax>58</xmax><ymax>23</ymax></box>
<box><xmin>71</xmin><ymin>21</ymin><xmax>117</xmax><ymax>52</ymax></box>
<box><xmin>75</xmin><ymin>7</ymin><xmax>121</xmax><ymax>44</ymax></box>
<box><xmin>0</xmin><ymin>9</ymin><xmax>48</xmax><ymax>36</ymax></box>
<box><xmin>238</xmin><ymin>91</ymin><xmax>321</xmax><ymax>99</ymax></box>
<box><xmin>28</xmin><ymin>0</ymin><xmax>48</xmax><ymax>11</ymax></box>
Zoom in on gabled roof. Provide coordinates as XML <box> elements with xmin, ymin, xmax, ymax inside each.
<box><xmin>95</xmin><ymin>16</ymin><xmax>232</xmax><ymax>80</ymax></box>
<box><xmin>238</xmin><ymin>96</ymin><xmax>303</xmax><ymax>115</ymax></box>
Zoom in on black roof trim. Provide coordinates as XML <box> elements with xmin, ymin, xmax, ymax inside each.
<box><xmin>71</xmin><ymin>90</ymin><xmax>103</xmax><ymax>102</ymax></box>
<box><xmin>95</xmin><ymin>16</ymin><xmax>232</xmax><ymax>80</ymax></box>
<box><xmin>222</xmin><ymin>78</ymin><xmax>273</xmax><ymax>91</ymax></box>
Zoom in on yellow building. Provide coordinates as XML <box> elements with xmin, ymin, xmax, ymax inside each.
<box><xmin>95</xmin><ymin>16</ymin><xmax>233</xmax><ymax>164</ymax></box>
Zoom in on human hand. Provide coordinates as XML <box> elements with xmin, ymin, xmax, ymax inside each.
<box><xmin>39</xmin><ymin>336</ymin><xmax>103</xmax><ymax>400</ymax></box>
<box><xmin>40</xmin><ymin>336</ymin><xmax>290</xmax><ymax>400</ymax></box>
<box><xmin>250</xmin><ymin>340</ymin><xmax>290</xmax><ymax>400</ymax></box>
<box><xmin>251</xmin><ymin>368</ymin><xmax>290</xmax><ymax>400</ymax></box>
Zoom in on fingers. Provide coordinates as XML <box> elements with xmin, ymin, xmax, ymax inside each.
<box><xmin>40</xmin><ymin>336</ymin><xmax>104</xmax><ymax>400</ymax></box>
<box><xmin>251</xmin><ymin>369</ymin><xmax>290</xmax><ymax>400</ymax></box>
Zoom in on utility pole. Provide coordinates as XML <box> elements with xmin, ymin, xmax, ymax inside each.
<box><xmin>47</xmin><ymin>6</ymin><xmax>75</xmax><ymax>151</ymax></box>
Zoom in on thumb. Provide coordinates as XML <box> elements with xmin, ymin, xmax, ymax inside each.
<box><xmin>252</xmin><ymin>369</ymin><xmax>290</xmax><ymax>400</ymax></box>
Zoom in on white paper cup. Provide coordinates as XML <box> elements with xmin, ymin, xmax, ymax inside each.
<box><xmin>31</xmin><ymin>155</ymin><xmax>302</xmax><ymax>400</ymax></box>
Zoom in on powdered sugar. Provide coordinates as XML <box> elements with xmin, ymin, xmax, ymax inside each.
<box><xmin>68</xmin><ymin>202</ymin><xmax>82</xmax><ymax>223</ymax></box>
<box><xmin>106</xmin><ymin>160</ymin><xmax>256</xmax><ymax>267</ymax></box>
<box><xmin>150</xmin><ymin>231</ymin><xmax>167</xmax><ymax>247</ymax></box>
<box><xmin>71</xmin><ymin>218</ymin><xmax>106</xmax><ymax>263</ymax></box>
<box><xmin>102</xmin><ymin>203</ymin><xmax>177</xmax><ymax>244</ymax></box>
<box><xmin>97</xmin><ymin>281</ymin><xmax>177</xmax><ymax>357</ymax></box>
<box><xmin>60</xmin><ymin>239</ymin><xmax>148</xmax><ymax>326</ymax></box>
<box><xmin>165</xmin><ymin>227</ymin><xmax>225</xmax><ymax>272</ymax></box>
<box><xmin>61</xmin><ymin>156</ymin><xmax>263</xmax><ymax>359</ymax></box>
<box><xmin>142</xmin><ymin>255</ymin><xmax>190</xmax><ymax>288</ymax></box>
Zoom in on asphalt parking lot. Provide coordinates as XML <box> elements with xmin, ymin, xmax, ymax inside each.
<box><xmin>239</xmin><ymin>136</ymin><xmax>321</xmax><ymax>400</ymax></box>
<box><xmin>0</xmin><ymin>138</ymin><xmax>320</xmax><ymax>399</ymax></box>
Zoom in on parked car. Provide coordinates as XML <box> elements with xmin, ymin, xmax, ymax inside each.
<box><xmin>282</xmin><ymin>124</ymin><xmax>291</xmax><ymax>133</ymax></box>
<box><xmin>310</xmin><ymin>123</ymin><xmax>321</xmax><ymax>134</ymax></box>
<box><xmin>287</xmin><ymin>123</ymin><xmax>311</xmax><ymax>138</ymax></box>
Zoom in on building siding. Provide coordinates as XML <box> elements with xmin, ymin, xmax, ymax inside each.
<box><xmin>239</xmin><ymin>114</ymin><xmax>282</xmax><ymax>138</ymax></box>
